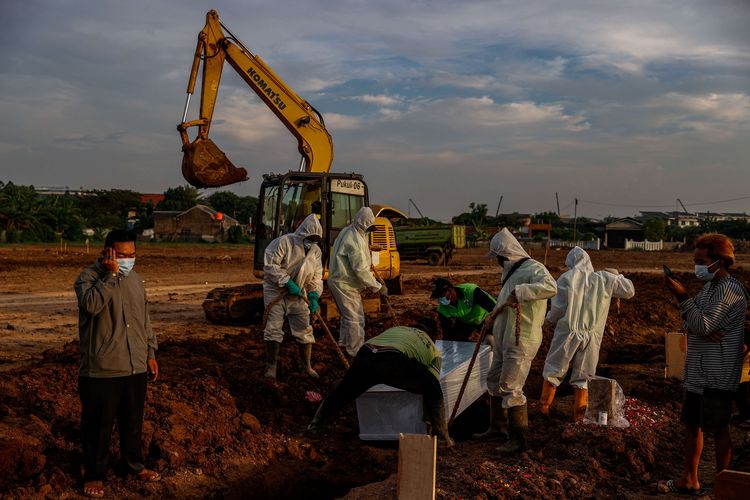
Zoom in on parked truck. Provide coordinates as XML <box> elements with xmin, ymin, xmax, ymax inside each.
<box><xmin>393</xmin><ymin>221</ymin><xmax>466</xmax><ymax>266</ymax></box>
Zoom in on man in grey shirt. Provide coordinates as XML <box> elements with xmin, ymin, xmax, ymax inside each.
<box><xmin>74</xmin><ymin>229</ymin><xmax>160</xmax><ymax>498</ymax></box>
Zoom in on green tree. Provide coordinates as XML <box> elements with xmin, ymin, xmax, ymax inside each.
<box><xmin>157</xmin><ymin>185</ymin><xmax>201</xmax><ymax>211</ymax></box>
<box><xmin>78</xmin><ymin>189</ymin><xmax>142</xmax><ymax>231</ymax></box>
<box><xmin>644</xmin><ymin>218</ymin><xmax>667</xmax><ymax>241</ymax></box>
<box><xmin>205</xmin><ymin>191</ymin><xmax>258</xmax><ymax>224</ymax></box>
<box><xmin>0</xmin><ymin>182</ymin><xmax>41</xmax><ymax>232</ymax></box>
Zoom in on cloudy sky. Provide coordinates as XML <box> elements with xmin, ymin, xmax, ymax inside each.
<box><xmin>1</xmin><ymin>0</ymin><xmax>749</xmax><ymax>220</ymax></box>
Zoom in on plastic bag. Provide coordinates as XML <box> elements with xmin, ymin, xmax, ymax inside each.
<box><xmin>583</xmin><ymin>375</ymin><xmax>629</xmax><ymax>429</ymax></box>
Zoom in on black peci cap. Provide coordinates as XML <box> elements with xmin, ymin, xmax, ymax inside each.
<box><xmin>430</xmin><ymin>277</ymin><xmax>453</xmax><ymax>298</ymax></box>
<box><xmin>414</xmin><ymin>316</ymin><xmax>438</xmax><ymax>337</ymax></box>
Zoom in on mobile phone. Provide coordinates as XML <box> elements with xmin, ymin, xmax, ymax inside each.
<box><xmin>662</xmin><ymin>264</ymin><xmax>673</xmax><ymax>277</ymax></box>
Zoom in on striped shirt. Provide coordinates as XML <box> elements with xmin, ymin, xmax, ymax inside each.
<box><xmin>681</xmin><ymin>275</ymin><xmax>747</xmax><ymax>394</ymax></box>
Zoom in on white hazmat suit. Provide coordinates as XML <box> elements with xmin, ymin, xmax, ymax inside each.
<box><xmin>263</xmin><ymin>214</ymin><xmax>324</xmax><ymax>345</ymax></box>
<box><xmin>328</xmin><ymin>207</ymin><xmax>382</xmax><ymax>356</ymax></box>
<box><xmin>487</xmin><ymin>228</ymin><xmax>557</xmax><ymax>408</ymax></box>
<box><xmin>542</xmin><ymin>247</ymin><xmax>635</xmax><ymax>389</ymax></box>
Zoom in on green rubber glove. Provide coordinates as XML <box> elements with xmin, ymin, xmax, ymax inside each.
<box><xmin>286</xmin><ymin>279</ymin><xmax>302</xmax><ymax>296</ymax></box>
<box><xmin>308</xmin><ymin>298</ymin><xmax>319</xmax><ymax>315</ymax></box>
<box><xmin>307</xmin><ymin>291</ymin><xmax>320</xmax><ymax>315</ymax></box>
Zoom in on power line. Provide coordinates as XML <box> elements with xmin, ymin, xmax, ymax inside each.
<box><xmin>578</xmin><ymin>194</ymin><xmax>750</xmax><ymax>210</ymax></box>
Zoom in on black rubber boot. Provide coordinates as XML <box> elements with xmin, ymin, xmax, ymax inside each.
<box><xmin>428</xmin><ymin>404</ymin><xmax>455</xmax><ymax>449</ymax></box>
<box><xmin>298</xmin><ymin>343</ymin><xmax>319</xmax><ymax>379</ymax></box>
<box><xmin>496</xmin><ymin>404</ymin><xmax>528</xmax><ymax>455</ymax></box>
<box><xmin>472</xmin><ymin>396</ymin><xmax>508</xmax><ymax>441</ymax></box>
<box><xmin>264</xmin><ymin>341</ymin><xmax>280</xmax><ymax>379</ymax></box>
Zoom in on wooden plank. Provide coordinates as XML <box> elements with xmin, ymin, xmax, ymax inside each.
<box><xmin>715</xmin><ymin>470</ymin><xmax>750</xmax><ymax>500</ymax></box>
<box><xmin>397</xmin><ymin>433</ymin><xmax>436</xmax><ymax>500</ymax></box>
<box><xmin>588</xmin><ymin>378</ymin><xmax>617</xmax><ymax>418</ymax></box>
<box><xmin>665</xmin><ymin>332</ymin><xmax>687</xmax><ymax>379</ymax></box>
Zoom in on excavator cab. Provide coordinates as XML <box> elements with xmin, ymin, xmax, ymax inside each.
<box><xmin>253</xmin><ymin>172</ymin><xmax>368</xmax><ymax>275</ymax></box>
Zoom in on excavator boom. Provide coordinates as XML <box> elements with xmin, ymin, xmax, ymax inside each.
<box><xmin>177</xmin><ymin>10</ymin><xmax>334</xmax><ymax>188</ymax></box>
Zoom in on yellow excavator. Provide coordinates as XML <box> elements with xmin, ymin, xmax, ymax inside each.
<box><xmin>178</xmin><ymin>10</ymin><xmax>403</xmax><ymax>324</ymax></box>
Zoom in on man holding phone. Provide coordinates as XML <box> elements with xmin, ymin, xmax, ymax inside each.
<box><xmin>74</xmin><ymin>229</ymin><xmax>160</xmax><ymax>498</ymax></box>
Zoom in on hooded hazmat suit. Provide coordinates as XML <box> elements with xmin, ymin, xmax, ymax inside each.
<box><xmin>263</xmin><ymin>214</ymin><xmax>324</xmax><ymax>344</ymax></box>
<box><xmin>487</xmin><ymin>228</ymin><xmax>557</xmax><ymax>408</ymax></box>
<box><xmin>542</xmin><ymin>247</ymin><xmax>635</xmax><ymax>389</ymax></box>
<box><xmin>328</xmin><ymin>207</ymin><xmax>382</xmax><ymax>356</ymax></box>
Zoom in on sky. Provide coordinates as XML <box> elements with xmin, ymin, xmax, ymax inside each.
<box><xmin>1</xmin><ymin>0</ymin><xmax>749</xmax><ymax>221</ymax></box>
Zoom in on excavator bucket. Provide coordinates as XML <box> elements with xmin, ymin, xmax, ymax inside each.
<box><xmin>181</xmin><ymin>137</ymin><xmax>249</xmax><ymax>188</ymax></box>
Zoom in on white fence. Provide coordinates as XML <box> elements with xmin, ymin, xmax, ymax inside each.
<box><xmin>625</xmin><ymin>239</ymin><xmax>663</xmax><ymax>251</ymax></box>
<box><xmin>548</xmin><ymin>239</ymin><xmax>601</xmax><ymax>250</ymax></box>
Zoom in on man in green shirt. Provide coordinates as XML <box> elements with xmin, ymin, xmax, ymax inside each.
<box><xmin>432</xmin><ymin>278</ymin><xmax>496</xmax><ymax>341</ymax></box>
<box><xmin>308</xmin><ymin>317</ymin><xmax>453</xmax><ymax>447</ymax></box>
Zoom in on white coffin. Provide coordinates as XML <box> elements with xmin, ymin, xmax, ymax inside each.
<box><xmin>355</xmin><ymin>340</ymin><xmax>492</xmax><ymax>440</ymax></box>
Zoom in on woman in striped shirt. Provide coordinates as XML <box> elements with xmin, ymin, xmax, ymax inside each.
<box><xmin>660</xmin><ymin>233</ymin><xmax>747</xmax><ymax>495</ymax></box>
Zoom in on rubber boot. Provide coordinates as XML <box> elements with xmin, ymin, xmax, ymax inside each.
<box><xmin>428</xmin><ymin>404</ymin><xmax>455</xmax><ymax>449</ymax></box>
<box><xmin>540</xmin><ymin>380</ymin><xmax>557</xmax><ymax>416</ymax></box>
<box><xmin>298</xmin><ymin>343</ymin><xmax>320</xmax><ymax>379</ymax></box>
<box><xmin>496</xmin><ymin>404</ymin><xmax>528</xmax><ymax>455</ymax></box>
<box><xmin>573</xmin><ymin>387</ymin><xmax>588</xmax><ymax>422</ymax></box>
<box><xmin>472</xmin><ymin>396</ymin><xmax>508</xmax><ymax>441</ymax></box>
<box><xmin>264</xmin><ymin>341</ymin><xmax>280</xmax><ymax>379</ymax></box>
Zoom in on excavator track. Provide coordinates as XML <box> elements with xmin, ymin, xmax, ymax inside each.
<box><xmin>202</xmin><ymin>284</ymin><xmax>391</xmax><ymax>325</ymax></box>
<box><xmin>202</xmin><ymin>284</ymin><xmax>265</xmax><ymax>325</ymax></box>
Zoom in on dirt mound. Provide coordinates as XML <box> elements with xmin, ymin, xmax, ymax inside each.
<box><xmin>0</xmin><ymin>260</ymin><xmax>749</xmax><ymax>498</ymax></box>
<box><xmin>0</xmin><ymin>328</ymin><xmax>397</xmax><ymax>499</ymax></box>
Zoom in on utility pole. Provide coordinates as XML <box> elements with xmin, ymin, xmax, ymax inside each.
<box><xmin>495</xmin><ymin>195</ymin><xmax>503</xmax><ymax>219</ymax></box>
<box><xmin>677</xmin><ymin>198</ymin><xmax>689</xmax><ymax>214</ymax></box>
<box><xmin>555</xmin><ymin>192</ymin><xmax>561</xmax><ymax>216</ymax></box>
<box><xmin>408</xmin><ymin>198</ymin><xmax>426</xmax><ymax>219</ymax></box>
<box><xmin>573</xmin><ymin>198</ymin><xmax>578</xmax><ymax>243</ymax></box>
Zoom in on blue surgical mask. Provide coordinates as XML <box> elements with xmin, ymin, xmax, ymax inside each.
<box><xmin>694</xmin><ymin>260</ymin><xmax>720</xmax><ymax>281</ymax></box>
<box><xmin>438</xmin><ymin>297</ymin><xmax>451</xmax><ymax>306</ymax></box>
<box><xmin>117</xmin><ymin>258</ymin><xmax>135</xmax><ymax>276</ymax></box>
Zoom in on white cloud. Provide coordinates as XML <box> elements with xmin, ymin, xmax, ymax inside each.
<box><xmin>210</xmin><ymin>92</ymin><xmax>290</xmax><ymax>144</ymax></box>
<box><xmin>325</xmin><ymin>113</ymin><xmax>365</xmax><ymax>132</ymax></box>
<box><xmin>297</xmin><ymin>77</ymin><xmax>345</xmax><ymax>92</ymax></box>
<box><xmin>660</xmin><ymin>92</ymin><xmax>750</xmax><ymax>122</ymax></box>
<box><xmin>351</xmin><ymin>94</ymin><xmax>401</xmax><ymax>106</ymax></box>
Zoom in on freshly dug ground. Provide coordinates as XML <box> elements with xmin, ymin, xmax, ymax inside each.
<box><xmin>0</xmin><ymin>244</ymin><xmax>748</xmax><ymax>499</ymax></box>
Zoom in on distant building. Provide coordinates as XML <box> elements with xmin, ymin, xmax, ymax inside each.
<box><xmin>34</xmin><ymin>186</ymin><xmax>93</xmax><ymax>197</ymax></box>
<box><xmin>153</xmin><ymin>204</ymin><xmax>239</xmax><ymax>242</ymax></box>
<box><xmin>604</xmin><ymin>217</ymin><xmax>644</xmax><ymax>248</ymax></box>
<box><xmin>639</xmin><ymin>210</ymin><xmax>750</xmax><ymax>227</ymax></box>
<box><xmin>140</xmin><ymin>193</ymin><xmax>165</xmax><ymax>206</ymax></box>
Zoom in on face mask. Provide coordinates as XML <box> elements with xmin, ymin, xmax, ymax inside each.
<box><xmin>694</xmin><ymin>260</ymin><xmax>720</xmax><ymax>281</ymax></box>
<box><xmin>117</xmin><ymin>258</ymin><xmax>135</xmax><ymax>276</ymax></box>
<box><xmin>303</xmin><ymin>240</ymin><xmax>315</xmax><ymax>251</ymax></box>
<box><xmin>438</xmin><ymin>297</ymin><xmax>451</xmax><ymax>306</ymax></box>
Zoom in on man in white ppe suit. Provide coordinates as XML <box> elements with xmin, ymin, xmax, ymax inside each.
<box><xmin>474</xmin><ymin>228</ymin><xmax>557</xmax><ymax>454</ymax></box>
<box><xmin>329</xmin><ymin>207</ymin><xmax>387</xmax><ymax>357</ymax></box>
<box><xmin>263</xmin><ymin>214</ymin><xmax>324</xmax><ymax>380</ymax></box>
<box><xmin>540</xmin><ymin>247</ymin><xmax>634</xmax><ymax>420</ymax></box>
